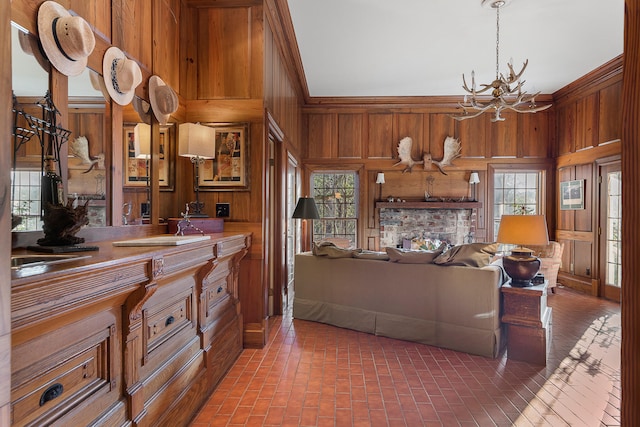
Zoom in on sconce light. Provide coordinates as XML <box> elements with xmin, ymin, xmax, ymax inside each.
<box><xmin>497</xmin><ymin>215</ymin><xmax>549</xmax><ymax>287</ymax></box>
<box><xmin>292</xmin><ymin>196</ymin><xmax>320</xmax><ymax>252</ymax></box>
<box><xmin>375</xmin><ymin>172</ymin><xmax>385</xmax><ymax>201</ymax></box>
<box><xmin>134</xmin><ymin>123</ymin><xmax>151</xmax><ymax>217</ymax></box>
<box><xmin>468</xmin><ymin>171</ymin><xmax>480</xmax><ymax>201</ymax></box>
<box><xmin>179</xmin><ymin>123</ymin><xmax>216</xmax><ymax>217</ymax></box>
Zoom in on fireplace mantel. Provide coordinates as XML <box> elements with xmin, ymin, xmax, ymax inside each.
<box><xmin>376</xmin><ymin>201</ymin><xmax>482</xmax><ymax>210</ymax></box>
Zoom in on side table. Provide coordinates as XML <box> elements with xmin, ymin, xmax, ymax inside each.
<box><xmin>501</xmin><ymin>280</ymin><xmax>552</xmax><ymax>365</ymax></box>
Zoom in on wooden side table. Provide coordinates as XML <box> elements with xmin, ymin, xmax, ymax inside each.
<box><xmin>501</xmin><ymin>280</ymin><xmax>552</xmax><ymax>365</ymax></box>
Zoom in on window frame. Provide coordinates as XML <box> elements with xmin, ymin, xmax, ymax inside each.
<box><xmin>488</xmin><ymin>164</ymin><xmax>549</xmax><ymax>241</ymax></box>
<box><xmin>308</xmin><ymin>167</ymin><xmax>363</xmax><ymax>247</ymax></box>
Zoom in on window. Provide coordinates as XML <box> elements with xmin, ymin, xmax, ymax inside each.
<box><xmin>11</xmin><ymin>169</ymin><xmax>43</xmax><ymax>231</ymax></box>
<box><xmin>311</xmin><ymin>171</ymin><xmax>358</xmax><ymax>247</ymax></box>
<box><xmin>493</xmin><ymin>170</ymin><xmax>544</xmax><ymax>238</ymax></box>
<box><xmin>606</xmin><ymin>170</ymin><xmax>622</xmax><ymax>288</ymax></box>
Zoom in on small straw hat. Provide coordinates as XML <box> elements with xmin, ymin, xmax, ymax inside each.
<box><xmin>37</xmin><ymin>1</ymin><xmax>95</xmax><ymax>77</ymax></box>
<box><xmin>149</xmin><ymin>76</ymin><xmax>179</xmax><ymax>125</ymax></box>
<box><xmin>18</xmin><ymin>30</ymin><xmax>51</xmax><ymax>73</ymax></box>
<box><xmin>102</xmin><ymin>46</ymin><xmax>142</xmax><ymax>106</ymax></box>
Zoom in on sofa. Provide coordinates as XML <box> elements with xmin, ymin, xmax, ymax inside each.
<box><xmin>293</xmin><ymin>243</ymin><xmax>507</xmax><ymax>358</ymax></box>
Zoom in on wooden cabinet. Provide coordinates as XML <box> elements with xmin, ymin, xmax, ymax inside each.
<box><xmin>11</xmin><ymin>233</ymin><xmax>250</xmax><ymax>426</ymax></box>
<box><xmin>501</xmin><ymin>281</ymin><xmax>552</xmax><ymax>366</ymax></box>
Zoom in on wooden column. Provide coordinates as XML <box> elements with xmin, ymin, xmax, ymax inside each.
<box><xmin>0</xmin><ymin>0</ymin><xmax>11</xmax><ymax>424</ymax></box>
<box><xmin>622</xmin><ymin>1</ymin><xmax>640</xmax><ymax>425</ymax></box>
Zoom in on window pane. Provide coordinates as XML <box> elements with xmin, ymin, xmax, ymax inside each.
<box><xmin>311</xmin><ymin>171</ymin><xmax>358</xmax><ymax>247</ymax></box>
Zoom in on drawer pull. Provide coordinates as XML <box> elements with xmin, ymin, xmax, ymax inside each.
<box><xmin>40</xmin><ymin>383</ymin><xmax>63</xmax><ymax>406</ymax></box>
<box><xmin>165</xmin><ymin>316</ymin><xmax>175</xmax><ymax>326</ymax></box>
<box><xmin>217</xmin><ymin>286</ymin><xmax>223</xmax><ymax>294</ymax></box>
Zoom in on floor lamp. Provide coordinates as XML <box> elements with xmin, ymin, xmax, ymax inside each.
<box><xmin>292</xmin><ymin>196</ymin><xmax>320</xmax><ymax>252</ymax></box>
<box><xmin>179</xmin><ymin>123</ymin><xmax>216</xmax><ymax>217</ymax></box>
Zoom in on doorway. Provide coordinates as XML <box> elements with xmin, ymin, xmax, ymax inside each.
<box><xmin>598</xmin><ymin>161</ymin><xmax>622</xmax><ymax>301</ymax></box>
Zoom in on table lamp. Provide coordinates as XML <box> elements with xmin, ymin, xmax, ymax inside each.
<box><xmin>179</xmin><ymin>123</ymin><xmax>216</xmax><ymax>217</ymax></box>
<box><xmin>134</xmin><ymin>123</ymin><xmax>151</xmax><ymax>217</ymax></box>
<box><xmin>292</xmin><ymin>196</ymin><xmax>320</xmax><ymax>252</ymax></box>
<box><xmin>469</xmin><ymin>172</ymin><xmax>480</xmax><ymax>201</ymax></box>
<box><xmin>496</xmin><ymin>214</ymin><xmax>549</xmax><ymax>287</ymax></box>
<box><xmin>375</xmin><ymin>172</ymin><xmax>385</xmax><ymax>201</ymax></box>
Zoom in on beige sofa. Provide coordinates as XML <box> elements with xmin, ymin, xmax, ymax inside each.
<box><xmin>293</xmin><ymin>252</ymin><xmax>506</xmax><ymax>358</ymax></box>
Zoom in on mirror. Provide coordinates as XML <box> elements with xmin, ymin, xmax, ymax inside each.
<box><xmin>11</xmin><ymin>22</ymin><xmax>114</xmax><ymax>231</ymax></box>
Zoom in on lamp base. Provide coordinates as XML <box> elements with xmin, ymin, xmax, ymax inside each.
<box><xmin>502</xmin><ymin>248</ymin><xmax>541</xmax><ymax>287</ymax></box>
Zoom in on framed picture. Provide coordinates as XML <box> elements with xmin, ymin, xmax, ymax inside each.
<box><xmin>199</xmin><ymin>123</ymin><xmax>249</xmax><ymax>191</ymax></box>
<box><xmin>123</xmin><ymin>124</ymin><xmax>174</xmax><ymax>190</ymax></box>
<box><xmin>560</xmin><ymin>179</ymin><xmax>584</xmax><ymax>210</ymax></box>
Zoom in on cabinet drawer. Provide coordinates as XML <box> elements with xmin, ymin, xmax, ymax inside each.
<box><xmin>145</xmin><ymin>292</ymin><xmax>193</xmax><ymax>354</ymax></box>
<box><xmin>206</xmin><ymin>277</ymin><xmax>229</xmax><ymax>312</ymax></box>
<box><xmin>12</xmin><ymin>326</ymin><xmax>114</xmax><ymax>426</ymax></box>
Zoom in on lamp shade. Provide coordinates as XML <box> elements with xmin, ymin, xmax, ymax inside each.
<box><xmin>178</xmin><ymin>123</ymin><xmax>216</xmax><ymax>159</ymax></box>
<box><xmin>134</xmin><ymin>123</ymin><xmax>151</xmax><ymax>159</ymax></box>
<box><xmin>375</xmin><ymin>172</ymin><xmax>385</xmax><ymax>184</ymax></box>
<box><xmin>497</xmin><ymin>215</ymin><xmax>549</xmax><ymax>247</ymax></box>
<box><xmin>292</xmin><ymin>197</ymin><xmax>320</xmax><ymax>219</ymax></box>
<box><xmin>469</xmin><ymin>172</ymin><xmax>480</xmax><ymax>185</ymax></box>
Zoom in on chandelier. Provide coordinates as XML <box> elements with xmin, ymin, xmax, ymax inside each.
<box><xmin>452</xmin><ymin>0</ymin><xmax>551</xmax><ymax>122</ymax></box>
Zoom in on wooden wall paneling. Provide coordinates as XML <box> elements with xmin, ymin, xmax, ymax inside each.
<box><xmin>250</xmin><ymin>6</ymin><xmax>264</xmax><ymax>100</ymax></box>
<box><xmin>429</xmin><ymin>114</ymin><xmax>456</xmax><ymax>161</ymax></box>
<box><xmin>396</xmin><ymin>113</ymin><xmax>424</xmax><ymax>159</ymax></box>
<box><xmin>574</xmin><ymin>163</ymin><xmax>593</xmax><ymax>232</ymax></box>
<box><xmin>557</xmin><ymin>167</ymin><xmax>574</xmax><ymax>231</ymax></box>
<box><xmin>152</xmin><ymin>0</ymin><xmax>181</xmax><ymax>90</ymax></box>
<box><xmin>306</xmin><ymin>113</ymin><xmax>334</xmax><ymax>159</ymax></box>
<box><xmin>366</xmin><ymin>113</ymin><xmax>394</xmax><ymax>159</ymax></box>
<box><xmin>488</xmin><ymin>115</ymin><xmax>517</xmax><ymax>158</ymax></box>
<box><xmin>112</xmin><ymin>0</ymin><xmax>153</xmax><ymax>73</ymax></box>
<box><xmin>197</xmin><ymin>7</ymin><xmax>251</xmax><ymax>99</ymax></box>
<box><xmin>599</xmin><ymin>81</ymin><xmax>622</xmax><ymax>144</ymax></box>
<box><xmin>556</xmin><ymin>103</ymin><xmax>576</xmax><ymax>155</ymax></box>
<box><xmin>573</xmin><ymin>240</ymin><xmax>593</xmax><ymax>280</ymax></box>
<box><xmin>576</xmin><ymin>92</ymin><xmax>599</xmax><ymax>150</ymax></box>
<box><xmin>180</xmin><ymin>5</ymin><xmax>199</xmax><ymax>99</ymax></box>
<box><xmin>337</xmin><ymin>113</ymin><xmax>363</xmax><ymax>158</ymax></box>
<box><xmin>456</xmin><ymin>114</ymin><xmax>487</xmax><ymax>158</ymax></box>
<box><xmin>519</xmin><ymin>111</ymin><xmax>550</xmax><ymax>158</ymax></box>
<box><xmin>70</xmin><ymin>0</ymin><xmax>112</xmax><ymax>42</ymax></box>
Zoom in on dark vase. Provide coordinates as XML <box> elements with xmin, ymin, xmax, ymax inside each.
<box><xmin>503</xmin><ymin>249</ymin><xmax>541</xmax><ymax>287</ymax></box>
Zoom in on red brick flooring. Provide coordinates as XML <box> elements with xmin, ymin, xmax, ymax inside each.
<box><xmin>191</xmin><ymin>287</ymin><xmax>620</xmax><ymax>426</ymax></box>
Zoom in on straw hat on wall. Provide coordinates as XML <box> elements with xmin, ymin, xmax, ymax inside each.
<box><xmin>102</xmin><ymin>46</ymin><xmax>142</xmax><ymax>106</ymax></box>
<box><xmin>149</xmin><ymin>76</ymin><xmax>179</xmax><ymax>125</ymax></box>
<box><xmin>37</xmin><ymin>1</ymin><xmax>95</xmax><ymax>77</ymax></box>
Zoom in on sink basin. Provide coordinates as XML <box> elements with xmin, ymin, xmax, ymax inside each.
<box><xmin>11</xmin><ymin>254</ymin><xmax>91</xmax><ymax>269</ymax></box>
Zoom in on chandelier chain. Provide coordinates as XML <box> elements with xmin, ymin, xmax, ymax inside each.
<box><xmin>495</xmin><ymin>5</ymin><xmax>500</xmax><ymax>79</ymax></box>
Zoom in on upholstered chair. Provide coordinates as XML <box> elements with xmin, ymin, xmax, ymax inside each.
<box><xmin>527</xmin><ymin>241</ymin><xmax>565</xmax><ymax>293</ymax></box>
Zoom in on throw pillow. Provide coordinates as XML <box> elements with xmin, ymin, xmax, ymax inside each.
<box><xmin>433</xmin><ymin>242</ymin><xmax>499</xmax><ymax>267</ymax></box>
<box><xmin>313</xmin><ymin>242</ymin><xmax>360</xmax><ymax>258</ymax></box>
<box><xmin>353</xmin><ymin>250</ymin><xmax>390</xmax><ymax>261</ymax></box>
<box><xmin>385</xmin><ymin>243</ymin><xmax>446</xmax><ymax>264</ymax></box>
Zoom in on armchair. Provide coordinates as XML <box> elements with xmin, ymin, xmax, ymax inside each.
<box><xmin>528</xmin><ymin>241</ymin><xmax>564</xmax><ymax>293</ymax></box>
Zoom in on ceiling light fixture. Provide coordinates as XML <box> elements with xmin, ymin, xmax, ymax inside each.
<box><xmin>452</xmin><ymin>0</ymin><xmax>551</xmax><ymax>122</ymax></box>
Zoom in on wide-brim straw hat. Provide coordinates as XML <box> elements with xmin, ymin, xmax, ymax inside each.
<box><xmin>18</xmin><ymin>30</ymin><xmax>51</xmax><ymax>73</ymax></box>
<box><xmin>149</xmin><ymin>75</ymin><xmax>179</xmax><ymax>125</ymax></box>
<box><xmin>37</xmin><ymin>1</ymin><xmax>95</xmax><ymax>77</ymax></box>
<box><xmin>88</xmin><ymin>69</ymin><xmax>110</xmax><ymax>101</ymax></box>
<box><xmin>102</xmin><ymin>46</ymin><xmax>142</xmax><ymax>106</ymax></box>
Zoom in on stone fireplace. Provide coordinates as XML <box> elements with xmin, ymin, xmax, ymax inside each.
<box><xmin>378</xmin><ymin>202</ymin><xmax>478</xmax><ymax>249</ymax></box>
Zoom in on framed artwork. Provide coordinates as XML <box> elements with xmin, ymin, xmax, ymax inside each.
<box><xmin>199</xmin><ymin>123</ymin><xmax>249</xmax><ymax>191</ymax></box>
<box><xmin>123</xmin><ymin>124</ymin><xmax>174</xmax><ymax>190</ymax></box>
<box><xmin>560</xmin><ymin>179</ymin><xmax>584</xmax><ymax>210</ymax></box>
